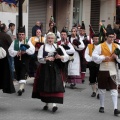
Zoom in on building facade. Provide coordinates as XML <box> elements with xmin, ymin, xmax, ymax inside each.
<box><xmin>28</xmin><ymin>0</ymin><xmax>117</xmax><ymax>36</ymax></box>
<box><xmin>0</xmin><ymin>0</ymin><xmax>28</xmax><ymax>36</ymax></box>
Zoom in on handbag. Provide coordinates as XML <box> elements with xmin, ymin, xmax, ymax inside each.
<box><xmin>0</xmin><ymin>47</ymin><xmax>6</xmax><ymax>59</ymax></box>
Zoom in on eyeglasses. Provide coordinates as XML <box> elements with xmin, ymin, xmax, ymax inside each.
<box><xmin>19</xmin><ymin>34</ymin><xmax>25</xmax><ymax>36</ymax></box>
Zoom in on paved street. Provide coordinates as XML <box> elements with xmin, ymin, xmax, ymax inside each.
<box><xmin>0</xmin><ymin>69</ymin><xmax>120</xmax><ymax>120</ymax></box>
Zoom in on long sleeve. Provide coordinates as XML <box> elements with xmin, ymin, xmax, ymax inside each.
<box><xmin>59</xmin><ymin>45</ymin><xmax>69</xmax><ymax>62</ymax></box>
<box><xmin>8</xmin><ymin>41</ymin><xmax>18</xmax><ymax>57</ymax></box>
<box><xmin>92</xmin><ymin>44</ymin><xmax>105</xmax><ymax>64</ymax></box>
<box><xmin>37</xmin><ymin>45</ymin><xmax>46</xmax><ymax>63</ymax></box>
<box><xmin>65</xmin><ymin>42</ymin><xmax>75</xmax><ymax>54</ymax></box>
<box><xmin>74</xmin><ymin>38</ymin><xmax>85</xmax><ymax>51</ymax></box>
<box><xmin>26</xmin><ymin>40</ymin><xmax>35</xmax><ymax>55</ymax></box>
<box><xmin>85</xmin><ymin>46</ymin><xmax>92</xmax><ymax>62</ymax></box>
<box><xmin>116</xmin><ymin>44</ymin><xmax>120</xmax><ymax>63</ymax></box>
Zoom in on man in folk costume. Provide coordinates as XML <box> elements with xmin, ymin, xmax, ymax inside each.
<box><xmin>92</xmin><ymin>27</ymin><xmax>120</xmax><ymax>116</ymax></box>
<box><xmin>28</xmin><ymin>29</ymin><xmax>45</xmax><ymax>77</ymax></box>
<box><xmin>57</xmin><ymin>28</ymin><xmax>75</xmax><ymax>86</ymax></box>
<box><xmin>85</xmin><ymin>33</ymin><xmax>99</xmax><ymax>97</ymax></box>
<box><xmin>79</xmin><ymin>22</ymin><xmax>90</xmax><ymax>83</ymax></box>
<box><xmin>8</xmin><ymin>26</ymin><xmax>35</xmax><ymax>96</ymax></box>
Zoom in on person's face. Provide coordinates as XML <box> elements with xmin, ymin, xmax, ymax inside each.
<box><xmin>80</xmin><ymin>29</ymin><xmax>85</xmax><ymax>35</ymax></box>
<box><xmin>10</xmin><ymin>26</ymin><xmax>15</xmax><ymax>31</ymax></box>
<box><xmin>71</xmin><ymin>29</ymin><xmax>77</xmax><ymax>36</ymax></box>
<box><xmin>47</xmin><ymin>36</ymin><xmax>55</xmax><ymax>45</ymax></box>
<box><xmin>36</xmin><ymin>29</ymin><xmax>41</xmax><ymax>37</ymax></box>
<box><xmin>18</xmin><ymin>32</ymin><xmax>25</xmax><ymax>41</ymax></box>
<box><xmin>93</xmin><ymin>37</ymin><xmax>99</xmax><ymax>45</ymax></box>
<box><xmin>107</xmin><ymin>35</ymin><xmax>115</xmax><ymax>44</ymax></box>
<box><xmin>36</xmin><ymin>22</ymin><xmax>40</xmax><ymax>27</ymax></box>
<box><xmin>77</xmin><ymin>27</ymin><xmax>81</xmax><ymax>31</ymax></box>
<box><xmin>49</xmin><ymin>23</ymin><xmax>54</xmax><ymax>29</ymax></box>
<box><xmin>61</xmin><ymin>32</ymin><xmax>67</xmax><ymax>40</ymax></box>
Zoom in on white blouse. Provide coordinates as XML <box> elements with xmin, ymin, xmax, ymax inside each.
<box><xmin>38</xmin><ymin>43</ymin><xmax>69</xmax><ymax>64</ymax></box>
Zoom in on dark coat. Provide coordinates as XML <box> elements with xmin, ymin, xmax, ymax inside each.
<box><xmin>0</xmin><ymin>32</ymin><xmax>15</xmax><ymax>93</ymax></box>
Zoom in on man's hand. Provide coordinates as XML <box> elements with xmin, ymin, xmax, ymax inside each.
<box><xmin>17</xmin><ymin>51</ymin><xmax>21</xmax><ymax>57</ymax></box>
<box><xmin>105</xmin><ymin>56</ymin><xmax>111</xmax><ymax>61</ymax></box>
<box><xmin>111</xmin><ymin>54</ymin><xmax>117</xmax><ymax>59</ymax></box>
<box><xmin>21</xmin><ymin>51</ymin><xmax>26</xmax><ymax>55</ymax></box>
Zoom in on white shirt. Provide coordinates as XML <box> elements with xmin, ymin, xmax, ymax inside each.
<box><xmin>8</xmin><ymin>40</ymin><xmax>35</xmax><ymax>57</ymax></box>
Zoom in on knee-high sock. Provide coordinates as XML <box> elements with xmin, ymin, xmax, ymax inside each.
<box><xmin>98</xmin><ymin>89</ymin><xmax>106</xmax><ymax>107</ymax></box>
<box><xmin>91</xmin><ymin>84</ymin><xmax>97</xmax><ymax>93</ymax></box>
<box><xmin>111</xmin><ymin>90</ymin><xmax>118</xmax><ymax>109</ymax></box>
<box><xmin>19</xmin><ymin>83</ymin><xmax>25</xmax><ymax>90</ymax></box>
<box><xmin>81</xmin><ymin>73</ymin><xmax>85</xmax><ymax>80</ymax></box>
<box><xmin>53</xmin><ymin>103</ymin><xmax>57</xmax><ymax>107</ymax></box>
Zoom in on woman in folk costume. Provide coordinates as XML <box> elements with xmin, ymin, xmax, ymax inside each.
<box><xmin>45</xmin><ymin>16</ymin><xmax>61</xmax><ymax>42</ymax></box>
<box><xmin>57</xmin><ymin>28</ymin><xmax>75</xmax><ymax>86</ymax></box>
<box><xmin>67</xmin><ymin>27</ymin><xmax>85</xmax><ymax>88</ymax></box>
<box><xmin>28</xmin><ymin>29</ymin><xmax>45</xmax><ymax>77</ymax></box>
<box><xmin>92</xmin><ymin>27</ymin><xmax>120</xmax><ymax>116</ymax></box>
<box><xmin>8</xmin><ymin>26</ymin><xmax>35</xmax><ymax>96</ymax></box>
<box><xmin>0</xmin><ymin>24</ymin><xmax>15</xmax><ymax>94</ymax></box>
<box><xmin>85</xmin><ymin>34</ymin><xmax>99</xmax><ymax>98</ymax></box>
<box><xmin>32</xmin><ymin>32</ymin><xmax>69</xmax><ymax>113</ymax></box>
<box><xmin>79</xmin><ymin>22</ymin><xmax>90</xmax><ymax>84</ymax></box>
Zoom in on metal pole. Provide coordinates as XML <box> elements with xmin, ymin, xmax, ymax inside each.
<box><xmin>18</xmin><ymin>0</ymin><xmax>24</xmax><ymax>28</ymax></box>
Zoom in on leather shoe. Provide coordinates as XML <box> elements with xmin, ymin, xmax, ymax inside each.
<box><xmin>43</xmin><ymin>106</ymin><xmax>48</xmax><ymax>110</ymax></box>
<box><xmin>114</xmin><ymin>109</ymin><xmax>120</xmax><ymax>116</ymax></box>
<box><xmin>52</xmin><ymin>106</ymin><xmax>58</xmax><ymax>112</ymax></box>
<box><xmin>91</xmin><ymin>92</ymin><xmax>96</xmax><ymax>97</ymax></box>
<box><xmin>17</xmin><ymin>90</ymin><xmax>23</xmax><ymax>96</ymax></box>
<box><xmin>99</xmin><ymin>107</ymin><xmax>104</xmax><ymax>113</ymax></box>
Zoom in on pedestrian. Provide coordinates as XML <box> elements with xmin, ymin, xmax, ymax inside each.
<box><xmin>67</xmin><ymin>27</ymin><xmax>85</xmax><ymax>88</ymax></box>
<box><xmin>92</xmin><ymin>27</ymin><xmax>120</xmax><ymax>116</ymax></box>
<box><xmin>0</xmin><ymin>23</ymin><xmax>15</xmax><ymax>94</ymax></box>
<box><xmin>32</xmin><ymin>32</ymin><xmax>69</xmax><ymax>113</ymax></box>
<box><xmin>85</xmin><ymin>33</ymin><xmax>99</xmax><ymax>98</ymax></box>
<box><xmin>32</xmin><ymin>21</ymin><xmax>42</xmax><ymax>36</ymax></box>
<box><xmin>8</xmin><ymin>26</ymin><xmax>35</xmax><ymax>96</ymax></box>
<box><xmin>6</xmin><ymin>23</ymin><xmax>16</xmax><ymax>81</ymax></box>
<box><xmin>28</xmin><ymin>29</ymin><xmax>45</xmax><ymax>77</ymax></box>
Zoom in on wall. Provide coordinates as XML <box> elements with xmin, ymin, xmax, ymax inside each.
<box><xmin>100</xmin><ymin>0</ymin><xmax>116</xmax><ymax>28</ymax></box>
<box><xmin>0</xmin><ymin>0</ymin><xmax>28</xmax><ymax>37</ymax></box>
<box><xmin>82</xmin><ymin>0</ymin><xmax>91</xmax><ymax>34</ymax></box>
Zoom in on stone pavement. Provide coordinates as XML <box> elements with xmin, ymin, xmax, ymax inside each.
<box><xmin>0</xmin><ymin>69</ymin><xmax>120</xmax><ymax>120</ymax></box>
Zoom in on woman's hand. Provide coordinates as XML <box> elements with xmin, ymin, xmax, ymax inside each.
<box><xmin>45</xmin><ymin>57</ymin><xmax>55</xmax><ymax>61</ymax></box>
<box><xmin>55</xmin><ymin>54</ymin><xmax>64</xmax><ymax>60</ymax></box>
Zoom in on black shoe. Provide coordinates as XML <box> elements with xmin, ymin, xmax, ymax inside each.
<box><xmin>52</xmin><ymin>106</ymin><xmax>58</xmax><ymax>112</ymax></box>
<box><xmin>99</xmin><ymin>107</ymin><xmax>104</xmax><ymax>113</ymax></box>
<box><xmin>17</xmin><ymin>90</ymin><xmax>23</xmax><ymax>96</ymax></box>
<box><xmin>22</xmin><ymin>89</ymin><xmax>25</xmax><ymax>93</ymax></box>
<box><xmin>70</xmin><ymin>83</ymin><xmax>76</xmax><ymax>89</ymax></box>
<box><xmin>82</xmin><ymin>80</ymin><xmax>85</xmax><ymax>84</ymax></box>
<box><xmin>114</xmin><ymin>109</ymin><xmax>120</xmax><ymax>116</ymax></box>
<box><xmin>91</xmin><ymin>92</ymin><xmax>96</xmax><ymax>97</ymax></box>
<box><xmin>43</xmin><ymin>106</ymin><xmax>48</xmax><ymax>110</ymax></box>
<box><xmin>97</xmin><ymin>94</ymin><xmax>99</xmax><ymax>99</ymax></box>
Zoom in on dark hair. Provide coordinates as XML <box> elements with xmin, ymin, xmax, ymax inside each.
<box><xmin>0</xmin><ymin>23</ymin><xmax>6</xmax><ymax>32</ymax></box>
<box><xmin>9</xmin><ymin>23</ymin><xmax>15</xmax><ymax>28</ymax></box>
